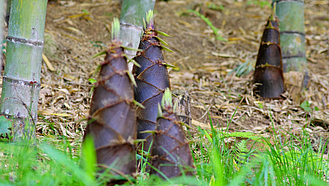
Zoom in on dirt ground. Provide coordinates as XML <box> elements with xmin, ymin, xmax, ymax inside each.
<box><xmin>28</xmin><ymin>0</ymin><xmax>329</xmax><ymax>151</ymax></box>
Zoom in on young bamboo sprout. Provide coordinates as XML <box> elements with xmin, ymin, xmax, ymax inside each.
<box><xmin>133</xmin><ymin>10</ymin><xmax>171</xmax><ymax>151</ymax></box>
<box><xmin>253</xmin><ymin>10</ymin><xmax>284</xmax><ymax>98</ymax></box>
<box><xmin>83</xmin><ymin>18</ymin><xmax>136</xmax><ymax>184</ymax></box>
<box><xmin>151</xmin><ymin>88</ymin><xmax>194</xmax><ymax>178</ymax></box>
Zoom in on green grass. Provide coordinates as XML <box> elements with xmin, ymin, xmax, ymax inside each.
<box><xmin>0</xmin><ymin>115</ymin><xmax>328</xmax><ymax>185</ymax></box>
<box><xmin>247</xmin><ymin>0</ymin><xmax>271</xmax><ymax>8</ymax></box>
<box><xmin>186</xmin><ymin>9</ymin><xmax>226</xmax><ymax>42</ymax></box>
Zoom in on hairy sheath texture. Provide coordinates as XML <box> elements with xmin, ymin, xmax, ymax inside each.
<box><xmin>133</xmin><ymin>30</ymin><xmax>170</xmax><ymax>151</ymax></box>
<box><xmin>84</xmin><ymin>43</ymin><xmax>136</xmax><ymax>176</ymax></box>
<box><xmin>253</xmin><ymin>16</ymin><xmax>284</xmax><ymax>98</ymax></box>
<box><xmin>151</xmin><ymin>106</ymin><xmax>194</xmax><ymax>178</ymax></box>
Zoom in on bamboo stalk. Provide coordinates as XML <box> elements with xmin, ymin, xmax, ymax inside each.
<box><xmin>5</xmin><ymin>0</ymin><xmax>11</xmax><ymax>24</ymax></box>
<box><xmin>119</xmin><ymin>0</ymin><xmax>155</xmax><ymax>70</ymax></box>
<box><xmin>272</xmin><ymin>0</ymin><xmax>308</xmax><ymax>90</ymax></box>
<box><xmin>0</xmin><ymin>0</ymin><xmax>4</xmax><ymax>64</ymax></box>
<box><xmin>0</xmin><ymin>0</ymin><xmax>47</xmax><ymax>140</ymax></box>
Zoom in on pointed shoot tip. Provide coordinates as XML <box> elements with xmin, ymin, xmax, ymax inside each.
<box><xmin>145</xmin><ymin>10</ymin><xmax>154</xmax><ymax>29</ymax></box>
<box><xmin>111</xmin><ymin>18</ymin><xmax>120</xmax><ymax>40</ymax></box>
<box><xmin>157</xmin><ymin>103</ymin><xmax>163</xmax><ymax>118</ymax></box>
<box><xmin>161</xmin><ymin>88</ymin><xmax>173</xmax><ymax>109</ymax></box>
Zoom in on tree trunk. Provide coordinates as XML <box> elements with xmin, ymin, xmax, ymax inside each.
<box><xmin>273</xmin><ymin>0</ymin><xmax>308</xmax><ymax>99</ymax></box>
<box><xmin>119</xmin><ymin>0</ymin><xmax>155</xmax><ymax>70</ymax></box>
<box><xmin>0</xmin><ymin>0</ymin><xmax>47</xmax><ymax>140</ymax></box>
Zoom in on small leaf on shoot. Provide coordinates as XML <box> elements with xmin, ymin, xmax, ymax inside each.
<box><xmin>270</xmin><ymin>2</ymin><xmax>277</xmax><ymax>21</ymax></box>
<box><xmin>140</xmin><ymin>130</ymin><xmax>156</xmax><ymax>134</ymax></box>
<box><xmin>121</xmin><ymin>46</ymin><xmax>143</xmax><ymax>52</ymax></box>
<box><xmin>157</xmin><ymin>103</ymin><xmax>163</xmax><ymax>118</ymax></box>
<box><xmin>134</xmin><ymin>139</ymin><xmax>146</xmax><ymax>144</ymax></box>
<box><xmin>266</xmin><ymin>20</ymin><xmax>275</xmax><ymax>29</ymax></box>
<box><xmin>91</xmin><ymin>50</ymin><xmax>107</xmax><ymax>59</ymax></box>
<box><xmin>161</xmin><ymin>88</ymin><xmax>173</xmax><ymax>109</ymax></box>
<box><xmin>161</xmin><ymin>46</ymin><xmax>173</xmax><ymax>53</ymax></box>
<box><xmin>155</xmin><ymin>36</ymin><xmax>169</xmax><ymax>46</ymax></box>
<box><xmin>163</xmin><ymin>63</ymin><xmax>180</xmax><ymax>71</ymax></box>
<box><xmin>145</xmin><ymin>10</ymin><xmax>154</xmax><ymax>28</ymax></box>
<box><xmin>156</xmin><ymin>30</ymin><xmax>170</xmax><ymax>37</ymax></box>
<box><xmin>132</xmin><ymin>100</ymin><xmax>145</xmax><ymax>109</ymax></box>
<box><xmin>128</xmin><ymin>59</ymin><xmax>141</xmax><ymax>68</ymax></box>
<box><xmin>173</xmin><ymin>100</ymin><xmax>178</xmax><ymax>113</ymax></box>
<box><xmin>126</xmin><ymin>70</ymin><xmax>137</xmax><ymax>87</ymax></box>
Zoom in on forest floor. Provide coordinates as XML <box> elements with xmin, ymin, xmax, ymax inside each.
<box><xmin>27</xmin><ymin>0</ymin><xmax>329</xmax><ymax>154</ymax></box>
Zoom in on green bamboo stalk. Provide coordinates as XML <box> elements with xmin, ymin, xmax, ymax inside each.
<box><xmin>119</xmin><ymin>0</ymin><xmax>155</xmax><ymax>69</ymax></box>
<box><xmin>5</xmin><ymin>0</ymin><xmax>11</xmax><ymax>24</ymax></box>
<box><xmin>0</xmin><ymin>0</ymin><xmax>4</xmax><ymax>59</ymax></box>
<box><xmin>0</xmin><ymin>0</ymin><xmax>48</xmax><ymax>140</ymax></box>
<box><xmin>272</xmin><ymin>0</ymin><xmax>308</xmax><ymax>87</ymax></box>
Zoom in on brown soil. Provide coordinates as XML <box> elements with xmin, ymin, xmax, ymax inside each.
<box><xmin>23</xmin><ymin>0</ymin><xmax>329</xmax><ymax>150</ymax></box>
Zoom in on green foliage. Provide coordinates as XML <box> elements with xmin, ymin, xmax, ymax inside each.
<box><xmin>207</xmin><ymin>3</ymin><xmax>225</xmax><ymax>11</ymax></box>
<box><xmin>0</xmin><ymin>116</ymin><xmax>11</xmax><ymax>136</ymax></box>
<box><xmin>0</xmin><ymin>139</ymin><xmax>96</xmax><ymax>185</ymax></box>
<box><xmin>41</xmin><ymin>143</ymin><xmax>96</xmax><ymax>185</ymax></box>
<box><xmin>231</xmin><ymin>140</ymin><xmax>254</xmax><ymax>164</ymax></box>
<box><xmin>111</xmin><ymin>18</ymin><xmax>120</xmax><ymax>40</ymax></box>
<box><xmin>38</xmin><ymin>113</ymin><xmax>57</xmax><ymax>134</ymax></box>
<box><xmin>145</xmin><ymin>10</ymin><xmax>154</xmax><ymax>28</ymax></box>
<box><xmin>1</xmin><ymin>39</ymin><xmax>6</xmax><ymax>55</ymax></box>
<box><xmin>222</xmin><ymin>131</ymin><xmax>262</xmax><ymax>141</ymax></box>
<box><xmin>90</xmin><ymin>41</ymin><xmax>107</xmax><ymax>49</ymax></box>
<box><xmin>161</xmin><ymin>88</ymin><xmax>173</xmax><ymax>109</ymax></box>
<box><xmin>88</xmin><ymin>78</ymin><xmax>97</xmax><ymax>84</ymax></box>
<box><xmin>230</xmin><ymin>60</ymin><xmax>254</xmax><ymax>77</ymax></box>
<box><xmin>247</xmin><ymin>0</ymin><xmax>271</xmax><ymax>8</ymax></box>
<box><xmin>82</xmin><ymin>9</ymin><xmax>89</xmax><ymax>14</ymax></box>
<box><xmin>186</xmin><ymin>10</ymin><xmax>226</xmax><ymax>41</ymax></box>
<box><xmin>81</xmin><ymin>135</ymin><xmax>97</xmax><ymax>183</ymax></box>
<box><xmin>88</xmin><ymin>65</ymin><xmax>101</xmax><ymax>96</ymax></box>
<box><xmin>1</xmin><ymin>115</ymin><xmax>328</xmax><ymax>185</ymax></box>
<box><xmin>300</xmin><ymin>100</ymin><xmax>311</xmax><ymax>112</ymax></box>
<box><xmin>190</xmin><ymin>112</ymin><xmax>329</xmax><ymax>185</ymax></box>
